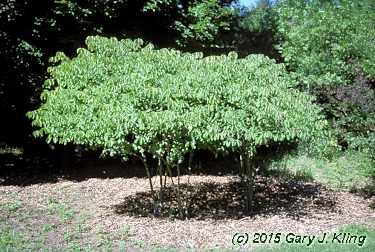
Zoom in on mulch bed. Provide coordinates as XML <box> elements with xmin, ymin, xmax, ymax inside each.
<box><xmin>1</xmin><ymin>157</ymin><xmax>375</xmax><ymax>250</ymax></box>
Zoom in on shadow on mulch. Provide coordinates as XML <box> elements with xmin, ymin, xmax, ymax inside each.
<box><xmin>0</xmin><ymin>147</ymin><xmax>283</xmax><ymax>187</ymax></box>
<box><xmin>113</xmin><ymin>177</ymin><xmax>339</xmax><ymax>221</ymax></box>
<box><xmin>0</xmin><ymin>156</ymin><xmax>146</xmax><ymax>186</ymax></box>
<box><xmin>0</xmin><ymin>151</ymin><xmax>239</xmax><ymax>186</ymax></box>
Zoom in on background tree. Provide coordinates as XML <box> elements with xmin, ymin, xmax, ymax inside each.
<box><xmin>274</xmin><ymin>0</ymin><xmax>375</xmax><ymax>159</ymax></box>
<box><xmin>143</xmin><ymin>0</ymin><xmax>241</xmax><ymax>54</ymax></box>
<box><xmin>1</xmin><ymin>0</ymin><xmax>97</xmax><ymax>161</ymax></box>
<box><xmin>0</xmin><ymin>0</ymin><xmax>244</xmax><ymax>166</ymax></box>
<box><xmin>235</xmin><ymin>0</ymin><xmax>279</xmax><ymax>59</ymax></box>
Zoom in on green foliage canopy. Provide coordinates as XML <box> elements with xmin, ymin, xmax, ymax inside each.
<box><xmin>1</xmin><ymin>0</ymin><xmax>243</xmax><ymax>155</ymax></box>
<box><xmin>275</xmin><ymin>0</ymin><xmax>375</xmax><ymax>152</ymax></box>
<box><xmin>27</xmin><ymin>35</ymin><xmax>324</xmax><ymax>213</ymax></box>
<box><xmin>27</xmin><ymin>36</ymin><xmax>323</xmax><ymax>164</ymax></box>
<box><xmin>236</xmin><ymin>0</ymin><xmax>278</xmax><ymax>58</ymax></box>
<box><xmin>144</xmin><ymin>0</ymin><xmax>238</xmax><ymax>51</ymax></box>
<box><xmin>275</xmin><ymin>0</ymin><xmax>375</xmax><ymax>85</ymax></box>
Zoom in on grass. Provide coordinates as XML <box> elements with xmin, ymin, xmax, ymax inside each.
<box><xmin>1</xmin><ymin>146</ymin><xmax>374</xmax><ymax>251</ymax></box>
<box><xmin>267</xmin><ymin>148</ymin><xmax>374</xmax><ymax>192</ymax></box>
<box><xmin>49</xmin><ymin>203</ymin><xmax>76</xmax><ymax>223</ymax></box>
<box><xmin>0</xmin><ymin>227</ymin><xmax>25</xmax><ymax>248</ymax></box>
<box><xmin>251</xmin><ymin>223</ymin><xmax>375</xmax><ymax>252</ymax></box>
<box><xmin>2</xmin><ymin>195</ymin><xmax>374</xmax><ymax>252</ymax></box>
<box><xmin>75</xmin><ymin>213</ymin><xmax>90</xmax><ymax>233</ymax></box>
<box><xmin>0</xmin><ymin>194</ymin><xmax>143</xmax><ymax>251</ymax></box>
<box><xmin>40</xmin><ymin>223</ymin><xmax>56</xmax><ymax>234</ymax></box>
<box><xmin>118</xmin><ymin>225</ymin><xmax>131</xmax><ymax>240</ymax></box>
<box><xmin>0</xmin><ymin>225</ymin><xmax>45</xmax><ymax>251</ymax></box>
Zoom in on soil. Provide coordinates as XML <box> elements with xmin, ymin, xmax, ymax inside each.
<box><xmin>1</xmin><ymin>156</ymin><xmax>375</xmax><ymax>251</ymax></box>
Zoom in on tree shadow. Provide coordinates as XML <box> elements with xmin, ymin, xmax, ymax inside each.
<box><xmin>0</xmin><ymin>145</ymin><xmax>295</xmax><ymax>186</ymax></box>
<box><xmin>0</xmin><ymin>149</ymin><xmax>241</xmax><ymax>186</ymax></box>
<box><xmin>349</xmin><ymin>184</ymin><xmax>375</xmax><ymax>209</ymax></box>
<box><xmin>0</xmin><ymin>152</ymin><xmax>150</xmax><ymax>186</ymax></box>
<box><xmin>267</xmin><ymin>167</ymin><xmax>315</xmax><ymax>183</ymax></box>
<box><xmin>113</xmin><ymin>177</ymin><xmax>338</xmax><ymax>221</ymax></box>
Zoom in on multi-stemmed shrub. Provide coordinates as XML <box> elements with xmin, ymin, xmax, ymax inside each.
<box><xmin>27</xmin><ymin>36</ymin><xmax>323</xmax><ymax>218</ymax></box>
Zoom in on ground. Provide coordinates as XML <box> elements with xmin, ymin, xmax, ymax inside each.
<box><xmin>1</xmin><ymin>156</ymin><xmax>375</xmax><ymax>251</ymax></box>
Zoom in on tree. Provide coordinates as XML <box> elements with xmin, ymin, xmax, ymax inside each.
<box><xmin>143</xmin><ymin>0</ymin><xmax>239</xmax><ymax>54</ymax></box>
<box><xmin>0</xmin><ymin>0</ymin><xmax>98</xmax><ymax>159</ymax></box>
<box><xmin>27</xmin><ymin>36</ymin><xmax>324</xmax><ymax>216</ymax></box>
<box><xmin>274</xmin><ymin>0</ymin><xmax>375</xmax><ymax>154</ymax></box>
<box><xmin>1</xmin><ymin>0</ymin><xmax>248</xmax><ymax>170</ymax></box>
<box><xmin>1</xmin><ymin>0</ymin><xmax>243</xmax><ymax>153</ymax></box>
<box><xmin>235</xmin><ymin>0</ymin><xmax>279</xmax><ymax>59</ymax></box>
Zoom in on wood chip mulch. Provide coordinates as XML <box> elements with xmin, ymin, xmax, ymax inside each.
<box><xmin>1</xmin><ymin>166</ymin><xmax>375</xmax><ymax>251</ymax></box>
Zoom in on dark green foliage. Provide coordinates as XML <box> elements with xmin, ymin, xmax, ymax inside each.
<box><xmin>235</xmin><ymin>0</ymin><xmax>279</xmax><ymax>59</ymax></box>
<box><xmin>315</xmin><ymin>60</ymin><xmax>375</xmax><ymax>152</ymax></box>
<box><xmin>144</xmin><ymin>0</ymin><xmax>238</xmax><ymax>52</ymax></box>
<box><xmin>0</xmin><ymin>0</ymin><xmax>245</xmax><ymax>163</ymax></box>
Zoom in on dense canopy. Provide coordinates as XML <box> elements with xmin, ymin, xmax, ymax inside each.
<box><xmin>28</xmin><ymin>36</ymin><xmax>322</xmax><ymax>159</ymax></box>
<box><xmin>27</xmin><ymin>35</ymin><xmax>324</xmax><ymax>214</ymax></box>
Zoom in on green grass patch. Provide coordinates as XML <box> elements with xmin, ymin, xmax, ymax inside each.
<box><xmin>251</xmin><ymin>223</ymin><xmax>375</xmax><ymax>252</ymax></box>
<box><xmin>48</xmin><ymin>203</ymin><xmax>76</xmax><ymax>223</ymax></box>
<box><xmin>6</xmin><ymin>201</ymin><xmax>22</xmax><ymax>213</ymax></box>
<box><xmin>40</xmin><ymin>223</ymin><xmax>56</xmax><ymax>234</ymax></box>
<box><xmin>0</xmin><ymin>229</ymin><xmax>25</xmax><ymax>248</ymax></box>
<box><xmin>118</xmin><ymin>225</ymin><xmax>130</xmax><ymax>241</ymax></box>
<box><xmin>268</xmin><ymin>148</ymin><xmax>374</xmax><ymax>192</ymax></box>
